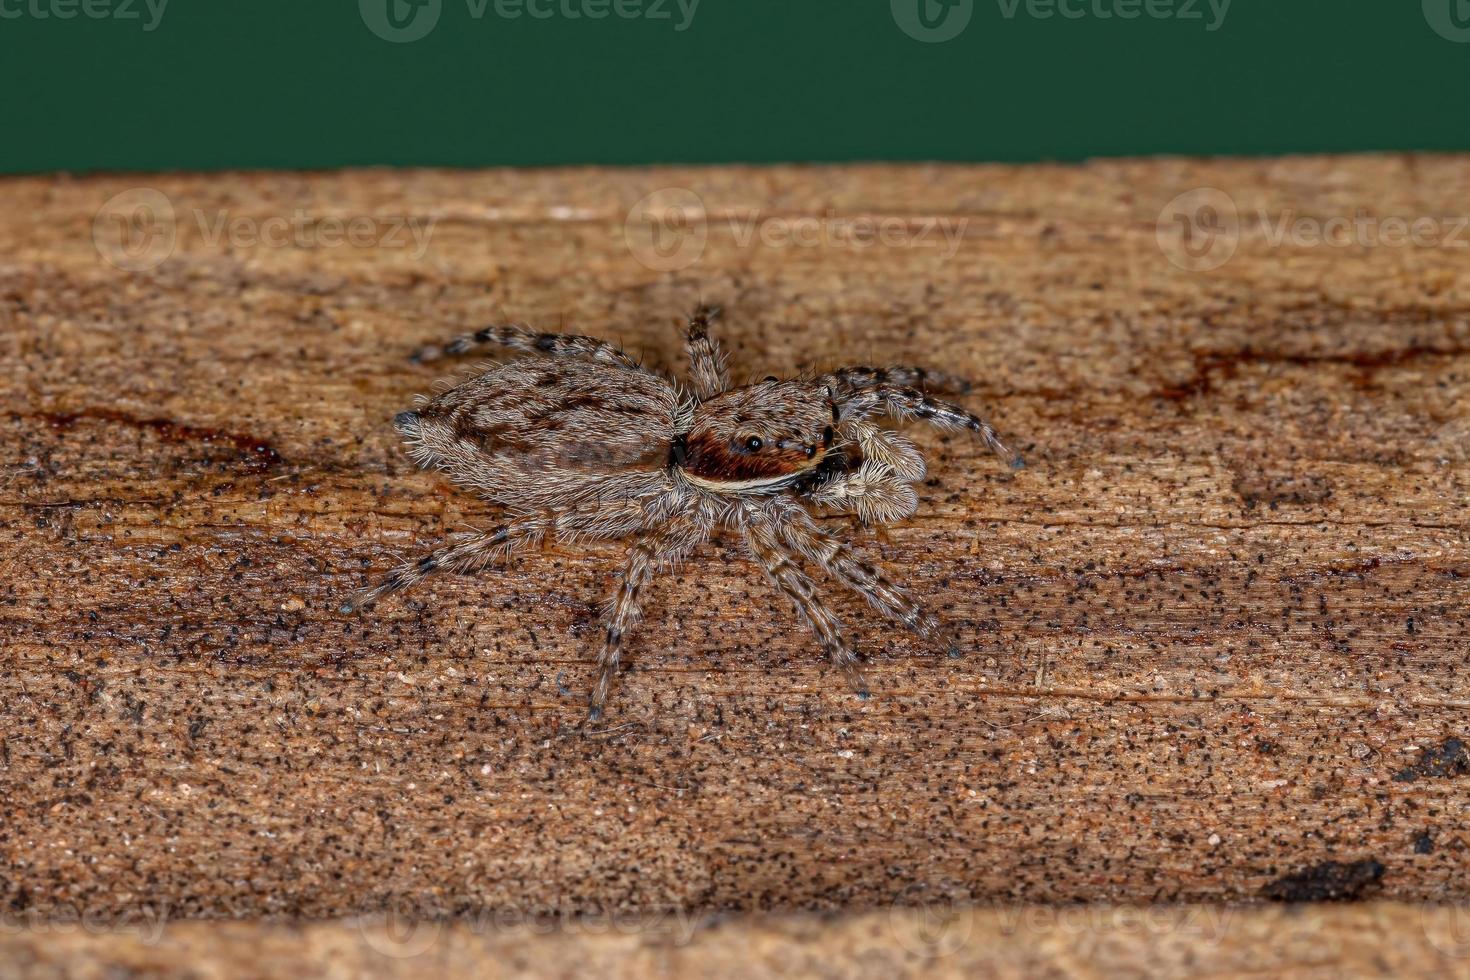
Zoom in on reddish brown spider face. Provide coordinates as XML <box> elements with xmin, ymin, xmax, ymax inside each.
<box><xmin>677</xmin><ymin>380</ymin><xmax>836</xmax><ymax>492</ymax></box>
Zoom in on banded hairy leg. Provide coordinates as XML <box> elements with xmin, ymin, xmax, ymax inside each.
<box><xmin>588</xmin><ymin>506</ymin><xmax>717</xmax><ymax>721</ymax></box>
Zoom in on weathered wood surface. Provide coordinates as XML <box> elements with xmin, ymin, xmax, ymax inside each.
<box><xmin>2</xmin><ymin>157</ymin><xmax>1468</xmax><ymax>921</ymax></box>
<box><xmin>5</xmin><ymin>903</ymin><xmax>1470</xmax><ymax>980</ymax></box>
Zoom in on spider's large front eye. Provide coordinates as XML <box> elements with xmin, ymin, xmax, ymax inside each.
<box><xmin>742</xmin><ymin>436</ymin><xmax>764</xmax><ymax>452</ymax></box>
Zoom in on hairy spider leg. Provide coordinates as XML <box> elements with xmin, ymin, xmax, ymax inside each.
<box><xmin>342</xmin><ymin>497</ymin><xmax>662</xmax><ymax>614</ymax></box>
<box><xmin>415</xmin><ymin>322</ymin><xmax>647</xmax><ymax>372</ymax></box>
<box><xmin>684</xmin><ymin>304</ymin><xmax>730</xmax><ymax>400</ymax></box>
<box><xmin>824</xmin><ymin>371</ymin><xmax>1023</xmax><ymax>469</ymax></box>
<box><xmin>742</xmin><ymin>513</ymin><xmax>871</xmax><ymax>699</ymax></box>
<box><xmin>588</xmin><ymin>512</ymin><xmax>715</xmax><ymax>721</ymax></box>
<box><xmin>764</xmin><ymin>498</ymin><xmax>956</xmax><ymax>656</ymax></box>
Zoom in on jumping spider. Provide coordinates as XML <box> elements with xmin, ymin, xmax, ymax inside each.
<box><xmin>344</xmin><ymin>307</ymin><xmax>1023</xmax><ymax>721</ymax></box>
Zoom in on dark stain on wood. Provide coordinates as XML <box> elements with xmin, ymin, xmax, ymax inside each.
<box><xmin>1393</xmin><ymin>738</ymin><xmax>1469</xmax><ymax>783</ymax></box>
<box><xmin>38</xmin><ymin>408</ymin><xmax>283</xmax><ymax>470</ymax></box>
<box><xmin>1263</xmin><ymin>860</ymin><xmax>1385</xmax><ymax>902</ymax></box>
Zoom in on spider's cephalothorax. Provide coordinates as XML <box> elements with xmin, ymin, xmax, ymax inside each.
<box><xmin>344</xmin><ymin>307</ymin><xmax>1023</xmax><ymax>721</ymax></box>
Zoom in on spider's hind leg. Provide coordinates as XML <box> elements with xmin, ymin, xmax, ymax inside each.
<box><xmin>339</xmin><ymin>522</ymin><xmax>535</xmax><ymax>614</ymax></box>
<box><xmin>342</xmin><ymin>497</ymin><xmax>661</xmax><ymax>616</ymax></box>
<box><xmin>412</xmin><ymin>322</ymin><xmax>646</xmax><ymax>372</ymax></box>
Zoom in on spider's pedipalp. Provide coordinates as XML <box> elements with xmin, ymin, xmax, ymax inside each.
<box><xmin>804</xmin><ymin>461</ymin><xmax>919</xmax><ymax>525</ymax></box>
<box><xmin>684</xmin><ymin>305</ymin><xmax>730</xmax><ymax>400</ymax></box>
<box><xmin>743</xmin><ymin>514</ymin><xmax>870</xmax><ymax>699</ymax></box>
<box><xmin>838</xmin><ymin>419</ymin><xmax>927</xmax><ymax>483</ymax></box>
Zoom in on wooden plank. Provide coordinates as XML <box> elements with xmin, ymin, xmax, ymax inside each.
<box><xmin>1</xmin><ymin>158</ymin><xmax>1467</xmax><ymax>918</ymax></box>
<box><xmin>3</xmin><ymin>904</ymin><xmax>1470</xmax><ymax>979</ymax></box>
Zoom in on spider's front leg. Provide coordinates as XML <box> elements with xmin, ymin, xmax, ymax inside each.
<box><xmin>683</xmin><ymin>305</ymin><xmax>730</xmax><ymax>400</ymax></box>
<box><xmin>824</xmin><ymin>364</ymin><xmax>976</xmax><ymax>396</ymax></box>
<box><xmin>765</xmin><ymin>498</ymin><xmax>958</xmax><ymax>658</ymax></box>
<box><xmin>742</xmin><ymin>513</ymin><xmax>871</xmax><ymax>700</ymax></box>
<box><xmin>822</xmin><ymin>367</ymin><xmax>1024</xmax><ymax>468</ymax></box>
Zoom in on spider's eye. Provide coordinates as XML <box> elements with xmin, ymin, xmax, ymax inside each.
<box><xmin>763</xmin><ymin>375</ymin><xmax>778</xmax><ymax>383</ymax></box>
<box><xmin>822</xmin><ymin>425</ymin><xmax>834</xmax><ymax>447</ymax></box>
<box><xmin>743</xmin><ymin>436</ymin><xmax>764</xmax><ymax>452</ymax></box>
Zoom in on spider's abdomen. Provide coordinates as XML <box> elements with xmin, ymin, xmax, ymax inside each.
<box><xmin>397</xmin><ymin>359</ymin><xmax>682</xmax><ymax>509</ymax></box>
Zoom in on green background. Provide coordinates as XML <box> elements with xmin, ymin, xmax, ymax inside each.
<box><xmin>1</xmin><ymin>0</ymin><xmax>1466</xmax><ymax>173</ymax></box>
